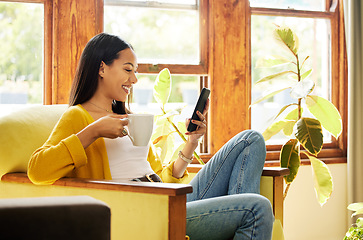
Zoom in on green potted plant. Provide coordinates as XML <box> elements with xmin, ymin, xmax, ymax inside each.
<box><xmin>251</xmin><ymin>25</ymin><xmax>342</xmax><ymax>205</ymax></box>
<box><xmin>345</xmin><ymin>202</ymin><xmax>363</xmax><ymax>239</ymax></box>
<box><xmin>151</xmin><ymin>68</ymin><xmax>204</xmax><ymax>165</ymax></box>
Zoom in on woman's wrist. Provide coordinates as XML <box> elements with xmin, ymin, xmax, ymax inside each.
<box><xmin>172</xmin><ymin>139</ymin><xmax>197</xmax><ymax>178</ymax></box>
<box><xmin>76</xmin><ymin>124</ymin><xmax>99</xmax><ymax>149</ymax></box>
<box><xmin>186</xmin><ymin>136</ymin><xmax>199</xmax><ymax>148</ymax></box>
<box><xmin>178</xmin><ymin>151</ymin><xmax>193</xmax><ymax>164</ymax></box>
<box><xmin>83</xmin><ymin>123</ymin><xmax>99</xmax><ymax>140</ymax></box>
<box><xmin>180</xmin><ymin>140</ymin><xmax>198</xmax><ymax>160</ymax></box>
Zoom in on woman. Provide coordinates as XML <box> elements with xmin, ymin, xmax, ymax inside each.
<box><xmin>28</xmin><ymin>33</ymin><xmax>274</xmax><ymax>239</ymax></box>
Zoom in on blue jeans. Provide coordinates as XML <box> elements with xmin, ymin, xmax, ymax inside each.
<box><xmin>186</xmin><ymin>130</ymin><xmax>274</xmax><ymax>240</ymax></box>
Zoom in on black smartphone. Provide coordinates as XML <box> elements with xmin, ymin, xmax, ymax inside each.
<box><xmin>187</xmin><ymin>87</ymin><xmax>210</xmax><ymax>132</ymax></box>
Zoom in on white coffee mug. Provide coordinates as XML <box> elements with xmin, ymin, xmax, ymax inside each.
<box><xmin>127</xmin><ymin>114</ymin><xmax>154</xmax><ymax>146</ymax></box>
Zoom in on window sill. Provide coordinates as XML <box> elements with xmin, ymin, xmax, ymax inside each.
<box><xmin>195</xmin><ymin>152</ymin><xmax>347</xmax><ymax>168</ymax></box>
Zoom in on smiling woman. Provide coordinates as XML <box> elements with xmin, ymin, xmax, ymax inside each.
<box><xmin>27</xmin><ymin>32</ymin><xmax>275</xmax><ymax>240</ymax></box>
<box><xmin>69</xmin><ymin>34</ymin><xmax>135</xmax><ymax>116</ymax></box>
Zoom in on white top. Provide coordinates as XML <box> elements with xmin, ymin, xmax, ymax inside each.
<box><xmin>103</xmin><ymin>136</ymin><xmax>155</xmax><ymax>180</ymax></box>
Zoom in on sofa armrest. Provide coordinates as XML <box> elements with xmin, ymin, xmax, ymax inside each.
<box><xmin>260</xmin><ymin>167</ymin><xmax>289</xmax><ymax>227</ymax></box>
<box><xmin>1</xmin><ymin>173</ymin><xmax>192</xmax><ymax>196</ymax></box>
<box><xmin>261</xmin><ymin>167</ymin><xmax>290</xmax><ymax>177</ymax></box>
<box><xmin>1</xmin><ymin>173</ymin><xmax>192</xmax><ymax>240</ymax></box>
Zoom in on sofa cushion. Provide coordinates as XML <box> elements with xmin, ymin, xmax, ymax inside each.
<box><xmin>0</xmin><ymin>104</ymin><xmax>68</xmax><ymax>177</ymax></box>
<box><xmin>0</xmin><ymin>195</ymin><xmax>111</xmax><ymax>240</ymax></box>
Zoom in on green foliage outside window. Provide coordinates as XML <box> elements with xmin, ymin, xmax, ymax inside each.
<box><xmin>0</xmin><ymin>3</ymin><xmax>43</xmax><ymax>104</ymax></box>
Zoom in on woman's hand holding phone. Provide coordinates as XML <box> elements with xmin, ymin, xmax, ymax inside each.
<box><xmin>173</xmin><ymin>92</ymin><xmax>209</xmax><ymax>178</ymax></box>
<box><xmin>185</xmin><ymin>98</ymin><xmax>209</xmax><ymax>144</ymax></box>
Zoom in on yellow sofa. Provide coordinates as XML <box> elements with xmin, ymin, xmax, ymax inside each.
<box><xmin>0</xmin><ymin>104</ymin><xmax>288</xmax><ymax>239</ymax></box>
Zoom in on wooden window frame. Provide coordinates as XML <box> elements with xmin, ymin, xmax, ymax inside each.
<box><xmin>4</xmin><ymin>0</ymin><xmax>346</xmax><ymax>166</ymax></box>
<box><xmin>197</xmin><ymin>0</ymin><xmax>347</xmax><ymax>166</ymax></box>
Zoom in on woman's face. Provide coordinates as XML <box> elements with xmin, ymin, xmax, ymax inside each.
<box><xmin>98</xmin><ymin>48</ymin><xmax>138</xmax><ymax>102</ymax></box>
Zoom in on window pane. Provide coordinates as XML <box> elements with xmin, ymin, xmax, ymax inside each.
<box><xmin>131</xmin><ymin>74</ymin><xmax>201</xmax><ymax>154</ymax></box>
<box><xmin>131</xmin><ymin>74</ymin><xmax>199</xmax><ymax>115</ymax></box>
<box><xmin>0</xmin><ymin>2</ymin><xmax>44</xmax><ymax>105</ymax></box>
<box><xmin>104</xmin><ymin>5</ymin><xmax>199</xmax><ymax>64</ymax></box>
<box><xmin>251</xmin><ymin>16</ymin><xmax>331</xmax><ymax>144</ymax></box>
<box><xmin>249</xmin><ymin>0</ymin><xmax>326</xmax><ymax>11</ymax></box>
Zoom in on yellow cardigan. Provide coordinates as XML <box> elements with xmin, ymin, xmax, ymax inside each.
<box><xmin>28</xmin><ymin>105</ymin><xmax>188</xmax><ymax>185</ymax></box>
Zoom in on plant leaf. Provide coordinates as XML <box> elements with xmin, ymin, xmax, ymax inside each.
<box><xmin>300</xmin><ymin>69</ymin><xmax>312</xmax><ymax>81</ymax></box>
<box><xmin>290</xmin><ymin>79</ymin><xmax>315</xmax><ymax>99</ymax></box>
<box><xmin>306</xmin><ymin>95</ymin><xmax>342</xmax><ymax>139</ymax></box>
<box><xmin>158</xmin><ymin>110</ymin><xmax>180</xmax><ymax>120</ymax></box>
<box><xmin>285</xmin><ymin>107</ymin><xmax>302</xmax><ymax>120</ymax></box>
<box><xmin>177</xmin><ymin>121</ymin><xmax>187</xmax><ymax>137</ymax></box>
<box><xmin>152</xmin><ymin>132</ymin><xmax>176</xmax><ymax>162</ymax></box>
<box><xmin>151</xmin><ymin>114</ymin><xmax>175</xmax><ymax>164</ymax></box>
<box><xmin>153</xmin><ymin>68</ymin><xmax>171</xmax><ymax>105</ymax></box>
<box><xmin>255</xmin><ymin>71</ymin><xmax>296</xmax><ymax>84</ymax></box>
<box><xmin>280</xmin><ymin>139</ymin><xmax>300</xmax><ymax>183</ymax></box>
<box><xmin>151</xmin><ymin>115</ymin><xmax>172</xmax><ymax>142</ymax></box>
<box><xmin>348</xmin><ymin>203</ymin><xmax>363</xmax><ymax>217</ymax></box>
<box><xmin>348</xmin><ymin>202</ymin><xmax>363</xmax><ymax>212</ymax></box>
<box><xmin>273</xmin><ymin>26</ymin><xmax>299</xmax><ymax>55</ymax></box>
<box><xmin>282</xmin><ymin>120</ymin><xmax>297</xmax><ymax>136</ymax></box>
<box><xmin>263</xmin><ymin>120</ymin><xmax>295</xmax><ymax>141</ymax></box>
<box><xmin>300</xmin><ymin>56</ymin><xmax>310</xmax><ymax>69</ymax></box>
<box><xmin>153</xmin><ymin>135</ymin><xmax>166</xmax><ymax>145</ymax></box>
<box><xmin>251</xmin><ymin>87</ymin><xmax>291</xmax><ymax>105</ymax></box>
<box><xmin>274</xmin><ymin>103</ymin><xmax>298</xmax><ymax>120</ymax></box>
<box><xmin>255</xmin><ymin>55</ymin><xmax>292</xmax><ymax>68</ymax></box>
<box><xmin>356</xmin><ymin>217</ymin><xmax>363</xmax><ymax>227</ymax></box>
<box><xmin>295</xmin><ymin>117</ymin><xmax>323</xmax><ymax>156</ymax></box>
<box><xmin>303</xmin><ymin>152</ymin><xmax>333</xmax><ymax>206</ymax></box>
<box><xmin>280</xmin><ymin>107</ymin><xmax>302</xmax><ymax>136</ymax></box>
<box><xmin>263</xmin><ymin>106</ymin><xmax>300</xmax><ymax>140</ymax></box>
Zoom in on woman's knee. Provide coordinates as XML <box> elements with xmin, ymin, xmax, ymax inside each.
<box><xmin>230</xmin><ymin>194</ymin><xmax>274</xmax><ymax>227</ymax></box>
<box><xmin>234</xmin><ymin>130</ymin><xmax>266</xmax><ymax>158</ymax></box>
<box><xmin>256</xmin><ymin>194</ymin><xmax>273</xmax><ymax>214</ymax></box>
<box><xmin>240</xmin><ymin>130</ymin><xmax>265</xmax><ymax>147</ymax></box>
<box><xmin>250</xmin><ymin>130</ymin><xmax>266</xmax><ymax>159</ymax></box>
<box><xmin>232</xmin><ymin>129</ymin><xmax>263</xmax><ymax>144</ymax></box>
<box><xmin>245</xmin><ymin>194</ymin><xmax>274</xmax><ymax>237</ymax></box>
<box><xmin>250</xmin><ymin>194</ymin><xmax>274</xmax><ymax>226</ymax></box>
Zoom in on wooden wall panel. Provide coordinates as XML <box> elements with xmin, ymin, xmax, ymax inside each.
<box><xmin>50</xmin><ymin>0</ymin><xmax>103</xmax><ymax>104</ymax></box>
<box><xmin>208</xmin><ymin>0</ymin><xmax>251</xmax><ymax>153</ymax></box>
